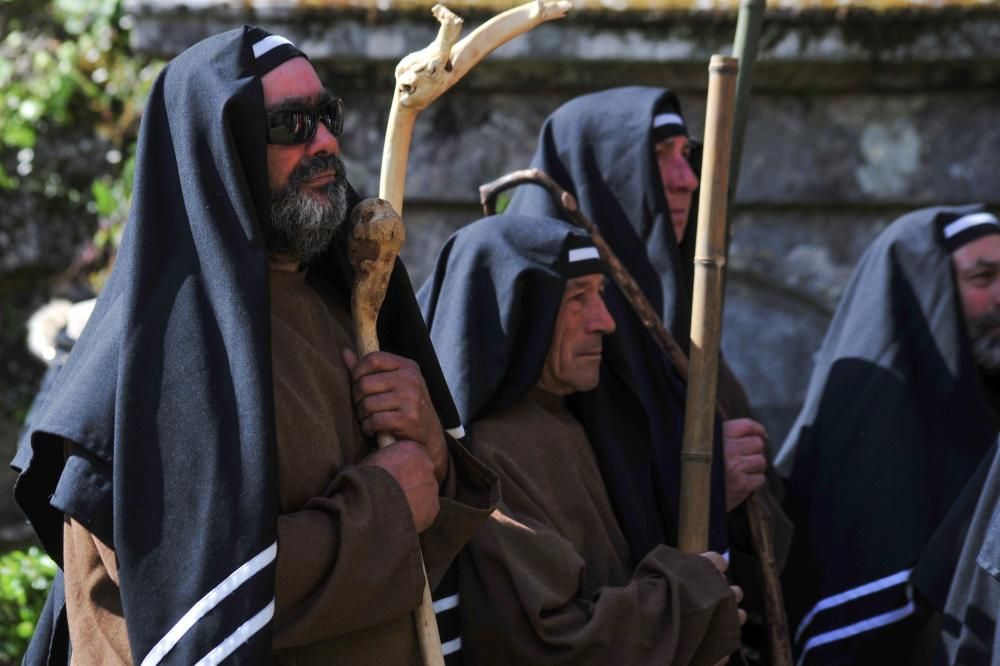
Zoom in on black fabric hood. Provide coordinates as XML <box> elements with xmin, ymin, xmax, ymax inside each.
<box><xmin>506</xmin><ymin>85</ymin><xmax>697</xmax><ymax>345</ymax></box>
<box><xmin>417</xmin><ymin>213</ymin><xmax>601</xmax><ymax>424</ymax></box>
<box><xmin>501</xmin><ymin>87</ymin><xmax>727</xmax><ymax>562</ymax></box>
<box><xmin>776</xmin><ymin>204</ymin><xmax>999</xmax><ymax>663</ymax></box>
<box><xmin>12</xmin><ymin>25</ymin><xmax>460</xmax><ymax>665</ymax></box>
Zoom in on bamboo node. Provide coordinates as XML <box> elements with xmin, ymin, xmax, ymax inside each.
<box><xmin>680</xmin><ymin>452</ymin><xmax>714</xmax><ymax>463</ymax></box>
<box><xmin>693</xmin><ymin>255</ymin><xmax>727</xmax><ymax>267</ymax></box>
<box><xmin>708</xmin><ymin>55</ymin><xmax>739</xmax><ymax>75</ymax></box>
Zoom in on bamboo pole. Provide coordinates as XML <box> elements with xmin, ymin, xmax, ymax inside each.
<box><xmin>677</xmin><ymin>55</ymin><xmax>739</xmax><ymax>555</ymax></box>
<box><xmin>726</xmin><ymin>4</ymin><xmax>795</xmax><ymax>662</ymax></box>
<box><xmin>728</xmin><ymin>0</ymin><xmax>766</xmax><ymax>209</ymax></box>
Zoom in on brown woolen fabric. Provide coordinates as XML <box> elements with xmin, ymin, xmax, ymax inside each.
<box><xmin>460</xmin><ymin>388</ymin><xmax>740</xmax><ymax>665</ymax></box>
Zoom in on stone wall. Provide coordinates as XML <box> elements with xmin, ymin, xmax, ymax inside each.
<box><xmin>124</xmin><ymin>1</ymin><xmax>997</xmax><ymax>439</ymax></box>
<box><xmin>3</xmin><ymin>0</ymin><xmax>999</xmax><ymax>535</ymax></box>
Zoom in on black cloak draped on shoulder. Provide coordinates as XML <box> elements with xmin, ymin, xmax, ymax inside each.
<box><xmin>503</xmin><ymin>87</ymin><xmax>728</xmax><ymax>560</ymax></box>
<box><xmin>12</xmin><ymin>26</ymin><xmax>459</xmax><ymax>665</ymax></box>
<box><xmin>775</xmin><ymin>205</ymin><xmax>999</xmax><ymax>664</ymax></box>
<box><xmin>935</xmin><ymin>441</ymin><xmax>1000</xmax><ymax>664</ymax></box>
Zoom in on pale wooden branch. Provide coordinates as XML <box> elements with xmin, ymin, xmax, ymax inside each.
<box><xmin>348</xmin><ymin>199</ymin><xmax>442</xmax><ymax>666</ymax></box>
<box><xmin>367</xmin><ymin>6</ymin><xmax>570</xmax><ymax>660</ymax></box>
<box><xmin>379</xmin><ymin>0</ymin><xmax>571</xmax><ymax>214</ymax></box>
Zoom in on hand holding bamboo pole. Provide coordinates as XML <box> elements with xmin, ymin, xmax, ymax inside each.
<box><xmin>348</xmin><ymin>198</ymin><xmax>443</xmax><ymax>666</ymax></box>
<box><xmin>380</xmin><ymin>0</ymin><xmax>571</xmax><ymax>213</ymax></box>
<box><xmin>677</xmin><ymin>55</ymin><xmax>739</xmax><ymax>555</ymax></box>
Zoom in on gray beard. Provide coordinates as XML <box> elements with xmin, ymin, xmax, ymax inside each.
<box><xmin>968</xmin><ymin>309</ymin><xmax>1000</xmax><ymax>372</ymax></box>
<box><xmin>267</xmin><ymin>154</ymin><xmax>349</xmax><ymax>265</ymax></box>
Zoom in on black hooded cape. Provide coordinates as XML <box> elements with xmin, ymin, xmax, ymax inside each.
<box><xmin>12</xmin><ymin>26</ymin><xmax>460</xmax><ymax>665</ymax></box>
<box><xmin>775</xmin><ymin>204</ymin><xmax>999</xmax><ymax>663</ymax></box>
<box><xmin>503</xmin><ymin>87</ymin><xmax>728</xmax><ymax>561</ymax></box>
<box><xmin>419</xmin><ymin>214</ymin><xmax>605</xmax><ymax>421</ymax></box>
<box><xmin>935</xmin><ymin>441</ymin><xmax>1000</xmax><ymax>664</ymax></box>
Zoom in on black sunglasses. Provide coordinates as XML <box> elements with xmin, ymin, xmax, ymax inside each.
<box><xmin>266</xmin><ymin>97</ymin><xmax>344</xmax><ymax>145</ymax></box>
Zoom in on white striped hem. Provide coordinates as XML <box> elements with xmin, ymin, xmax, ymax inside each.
<box><xmin>568</xmin><ymin>247</ymin><xmax>600</xmax><ymax>263</ymax></box>
<box><xmin>193</xmin><ymin>600</ymin><xmax>275</xmax><ymax>666</ymax></box>
<box><xmin>433</xmin><ymin>593</ymin><xmax>459</xmax><ymax>614</ymax></box>
<box><xmin>441</xmin><ymin>637</ymin><xmax>462</xmax><ymax>656</ymax></box>
<box><xmin>446</xmin><ymin>425</ymin><xmax>466</xmax><ymax>440</ymax></box>
<box><xmin>943</xmin><ymin>212</ymin><xmax>999</xmax><ymax>239</ymax></box>
<box><xmin>653</xmin><ymin>113</ymin><xmax>685</xmax><ymax>128</ymax></box>
<box><xmin>252</xmin><ymin>35</ymin><xmax>294</xmax><ymax>59</ymax></box>
<box><xmin>795</xmin><ymin>568</ymin><xmax>910</xmax><ymax>643</ymax></box>
<box><xmin>141</xmin><ymin>542</ymin><xmax>278</xmax><ymax>666</ymax></box>
<box><xmin>797</xmin><ymin>589</ymin><xmax>916</xmax><ymax>666</ymax></box>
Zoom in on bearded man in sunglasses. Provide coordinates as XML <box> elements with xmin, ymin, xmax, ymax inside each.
<box><xmin>13</xmin><ymin>27</ymin><xmax>497</xmax><ymax>666</ymax></box>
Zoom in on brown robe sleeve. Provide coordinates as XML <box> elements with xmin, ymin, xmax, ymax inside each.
<box><xmin>461</xmin><ymin>398</ymin><xmax>741</xmax><ymax>665</ymax></box>
<box><xmin>273</xmin><ymin>436</ymin><xmax>498</xmax><ymax>649</ymax></box>
<box><xmin>420</xmin><ymin>435</ymin><xmax>501</xmax><ymax>587</ymax></box>
<box><xmin>63</xmin><ymin>517</ymin><xmax>131</xmax><ymax>666</ymax></box>
<box><xmin>463</xmin><ymin>518</ymin><xmax>741</xmax><ymax>665</ymax></box>
<box><xmin>272</xmin><ymin>464</ymin><xmax>425</xmax><ymax>648</ymax></box>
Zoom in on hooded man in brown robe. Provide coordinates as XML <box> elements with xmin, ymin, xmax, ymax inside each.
<box><xmin>13</xmin><ymin>27</ymin><xmax>498</xmax><ymax>666</ymax></box>
<box><xmin>419</xmin><ymin>214</ymin><xmax>743</xmax><ymax>664</ymax></box>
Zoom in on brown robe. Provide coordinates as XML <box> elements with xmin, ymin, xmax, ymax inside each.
<box><xmin>63</xmin><ymin>267</ymin><xmax>498</xmax><ymax>665</ymax></box>
<box><xmin>459</xmin><ymin>387</ymin><xmax>741</xmax><ymax>665</ymax></box>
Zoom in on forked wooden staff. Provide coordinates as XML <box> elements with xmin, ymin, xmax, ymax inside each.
<box><xmin>380</xmin><ymin>0</ymin><xmax>571</xmax><ymax>215</ymax></box>
<box><xmin>348</xmin><ymin>3</ymin><xmax>570</xmax><ymax>664</ymax></box>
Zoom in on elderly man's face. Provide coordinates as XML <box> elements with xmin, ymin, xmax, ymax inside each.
<box><xmin>261</xmin><ymin>57</ymin><xmax>348</xmax><ymax>263</ymax></box>
<box><xmin>952</xmin><ymin>234</ymin><xmax>1000</xmax><ymax>371</ymax></box>
<box><xmin>538</xmin><ymin>274</ymin><xmax>617</xmax><ymax>395</ymax></box>
<box><xmin>655</xmin><ymin>135</ymin><xmax>699</xmax><ymax>244</ymax></box>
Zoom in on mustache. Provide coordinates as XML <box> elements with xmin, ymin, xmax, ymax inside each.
<box><xmin>285</xmin><ymin>154</ymin><xmax>347</xmax><ymax>191</ymax></box>
<box><xmin>970</xmin><ymin>308</ymin><xmax>1000</xmax><ymax>336</ymax></box>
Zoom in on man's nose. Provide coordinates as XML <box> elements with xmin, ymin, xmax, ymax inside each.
<box><xmin>308</xmin><ymin>120</ymin><xmax>341</xmax><ymax>156</ymax></box>
<box><xmin>675</xmin><ymin>160</ymin><xmax>699</xmax><ymax>191</ymax></box>
<box><xmin>588</xmin><ymin>297</ymin><xmax>617</xmax><ymax>335</ymax></box>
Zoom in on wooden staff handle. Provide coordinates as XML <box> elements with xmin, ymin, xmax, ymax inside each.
<box><xmin>677</xmin><ymin>55</ymin><xmax>739</xmax><ymax>555</ymax></box>
<box><xmin>379</xmin><ymin>0</ymin><xmax>571</xmax><ymax>214</ymax></box>
<box><xmin>348</xmin><ymin>199</ymin><xmax>443</xmax><ymax>666</ymax></box>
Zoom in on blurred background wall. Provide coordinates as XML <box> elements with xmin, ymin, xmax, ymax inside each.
<box><xmin>2</xmin><ymin>0</ymin><xmax>999</xmax><ymax>543</ymax></box>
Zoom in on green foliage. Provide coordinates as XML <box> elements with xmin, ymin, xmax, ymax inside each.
<box><xmin>0</xmin><ymin>547</ymin><xmax>57</xmax><ymax>663</ymax></box>
<box><xmin>495</xmin><ymin>190</ymin><xmax>512</xmax><ymax>214</ymax></box>
<box><xmin>0</xmin><ymin>0</ymin><xmax>162</xmax><ymax>280</ymax></box>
